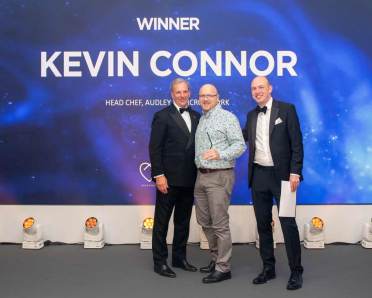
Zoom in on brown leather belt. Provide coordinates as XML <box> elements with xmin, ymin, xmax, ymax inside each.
<box><xmin>198</xmin><ymin>168</ymin><xmax>233</xmax><ymax>174</ymax></box>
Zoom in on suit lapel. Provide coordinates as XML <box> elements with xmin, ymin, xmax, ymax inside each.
<box><xmin>169</xmin><ymin>104</ymin><xmax>190</xmax><ymax>138</ymax></box>
<box><xmin>190</xmin><ymin>111</ymin><xmax>198</xmax><ymax>137</ymax></box>
<box><xmin>186</xmin><ymin>110</ymin><xmax>198</xmax><ymax>149</ymax></box>
<box><xmin>250</xmin><ymin>110</ymin><xmax>258</xmax><ymax>149</ymax></box>
<box><xmin>269</xmin><ymin>100</ymin><xmax>279</xmax><ymax>136</ymax></box>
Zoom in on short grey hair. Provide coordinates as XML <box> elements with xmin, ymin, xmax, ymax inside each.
<box><xmin>170</xmin><ymin>78</ymin><xmax>191</xmax><ymax>92</ymax></box>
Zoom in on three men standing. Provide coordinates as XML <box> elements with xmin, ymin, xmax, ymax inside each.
<box><xmin>149</xmin><ymin>78</ymin><xmax>200</xmax><ymax>278</ymax></box>
<box><xmin>243</xmin><ymin>76</ymin><xmax>304</xmax><ymax>290</ymax></box>
<box><xmin>149</xmin><ymin>76</ymin><xmax>304</xmax><ymax>289</ymax></box>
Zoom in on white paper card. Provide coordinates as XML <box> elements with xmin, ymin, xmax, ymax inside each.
<box><xmin>279</xmin><ymin>181</ymin><xmax>296</xmax><ymax>217</ymax></box>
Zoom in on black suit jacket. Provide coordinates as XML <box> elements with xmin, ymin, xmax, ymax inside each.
<box><xmin>149</xmin><ymin>104</ymin><xmax>201</xmax><ymax>188</ymax></box>
<box><xmin>242</xmin><ymin>100</ymin><xmax>304</xmax><ymax>188</ymax></box>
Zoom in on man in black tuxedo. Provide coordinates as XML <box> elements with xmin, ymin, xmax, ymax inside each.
<box><xmin>242</xmin><ymin>76</ymin><xmax>304</xmax><ymax>290</ymax></box>
<box><xmin>149</xmin><ymin>78</ymin><xmax>201</xmax><ymax>278</ymax></box>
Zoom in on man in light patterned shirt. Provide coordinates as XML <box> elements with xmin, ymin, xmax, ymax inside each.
<box><xmin>194</xmin><ymin>84</ymin><xmax>246</xmax><ymax>283</ymax></box>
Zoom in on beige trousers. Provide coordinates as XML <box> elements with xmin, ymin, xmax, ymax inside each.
<box><xmin>194</xmin><ymin>169</ymin><xmax>235</xmax><ymax>272</ymax></box>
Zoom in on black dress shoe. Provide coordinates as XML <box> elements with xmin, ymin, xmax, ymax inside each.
<box><xmin>154</xmin><ymin>264</ymin><xmax>176</xmax><ymax>278</ymax></box>
<box><xmin>287</xmin><ymin>271</ymin><xmax>303</xmax><ymax>290</ymax></box>
<box><xmin>172</xmin><ymin>259</ymin><xmax>197</xmax><ymax>272</ymax></box>
<box><xmin>200</xmin><ymin>261</ymin><xmax>216</xmax><ymax>273</ymax></box>
<box><xmin>202</xmin><ymin>270</ymin><xmax>231</xmax><ymax>283</ymax></box>
<box><xmin>252</xmin><ymin>268</ymin><xmax>276</xmax><ymax>284</ymax></box>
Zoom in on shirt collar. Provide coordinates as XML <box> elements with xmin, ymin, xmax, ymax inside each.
<box><xmin>264</xmin><ymin>97</ymin><xmax>273</xmax><ymax>111</ymax></box>
<box><xmin>203</xmin><ymin>103</ymin><xmax>221</xmax><ymax>118</ymax></box>
<box><xmin>173</xmin><ymin>101</ymin><xmax>188</xmax><ymax>113</ymax></box>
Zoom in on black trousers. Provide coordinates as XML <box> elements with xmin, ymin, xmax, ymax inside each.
<box><xmin>152</xmin><ymin>186</ymin><xmax>194</xmax><ymax>267</ymax></box>
<box><xmin>251</xmin><ymin>164</ymin><xmax>303</xmax><ymax>272</ymax></box>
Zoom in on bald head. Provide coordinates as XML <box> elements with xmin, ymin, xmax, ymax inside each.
<box><xmin>199</xmin><ymin>84</ymin><xmax>218</xmax><ymax>94</ymax></box>
<box><xmin>251</xmin><ymin>76</ymin><xmax>272</xmax><ymax>107</ymax></box>
<box><xmin>252</xmin><ymin>76</ymin><xmax>270</xmax><ymax>86</ymax></box>
<box><xmin>198</xmin><ymin>84</ymin><xmax>219</xmax><ymax>112</ymax></box>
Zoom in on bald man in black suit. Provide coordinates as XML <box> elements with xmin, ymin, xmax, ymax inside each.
<box><xmin>243</xmin><ymin>76</ymin><xmax>304</xmax><ymax>290</ymax></box>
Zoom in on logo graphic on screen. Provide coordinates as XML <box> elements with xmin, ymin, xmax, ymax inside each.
<box><xmin>139</xmin><ymin>162</ymin><xmax>152</xmax><ymax>183</ymax></box>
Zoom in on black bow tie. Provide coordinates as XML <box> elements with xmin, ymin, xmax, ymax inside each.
<box><xmin>179</xmin><ymin>107</ymin><xmax>191</xmax><ymax>114</ymax></box>
<box><xmin>255</xmin><ymin>106</ymin><xmax>267</xmax><ymax>114</ymax></box>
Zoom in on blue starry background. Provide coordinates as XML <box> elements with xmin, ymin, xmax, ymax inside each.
<box><xmin>0</xmin><ymin>0</ymin><xmax>371</xmax><ymax>204</ymax></box>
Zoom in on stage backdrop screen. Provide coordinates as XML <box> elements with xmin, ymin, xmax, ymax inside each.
<box><xmin>1</xmin><ymin>0</ymin><xmax>371</xmax><ymax>204</ymax></box>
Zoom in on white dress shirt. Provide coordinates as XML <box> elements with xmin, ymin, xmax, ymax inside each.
<box><xmin>254</xmin><ymin>98</ymin><xmax>274</xmax><ymax>166</ymax></box>
<box><xmin>173</xmin><ymin>102</ymin><xmax>191</xmax><ymax>132</ymax></box>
